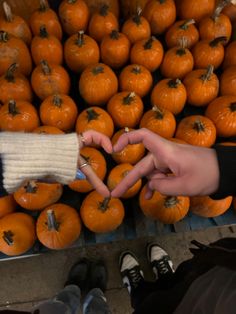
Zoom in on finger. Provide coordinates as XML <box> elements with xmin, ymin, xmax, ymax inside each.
<box><xmin>146</xmin><ymin>172</ymin><xmax>168</xmax><ymax>181</ymax></box>
<box><xmin>79</xmin><ymin>130</ymin><xmax>113</xmax><ymax>154</ymax></box>
<box><xmin>147</xmin><ymin>176</ymin><xmax>189</xmax><ymax>196</ymax></box>
<box><xmin>145</xmin><ymin>173</ymin><xmax>168</xmax><ymax>199</ymax></box>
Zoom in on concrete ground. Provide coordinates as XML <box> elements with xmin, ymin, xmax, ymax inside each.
<box><xmin>0</xmin><ymin>225</ymin><xmax>235</xmax><ymax>313</ymax></box>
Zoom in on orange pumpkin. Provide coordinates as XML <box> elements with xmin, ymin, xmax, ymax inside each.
<box><xmin>69</xmin><ymin>146</ymin><xmax>107</xmax><ymax>193</ymax></box>
<box><xmin>100</xmin><ymin>30</ymin><xmax>130</xmax><ymax>69</ymax></box>
<box><xmin>111</xmin><ymin>127</ymin><xmax>146</xmax><ymax>165</ymax></box>
<box><xmin>220</xmin><ymin>65</ymin><xmax>236</xmax><ymax>96</ymax></box>
<box><xmin>0</xmin><ymin>194</ymin><xmax>17</xmax><ymax>219</ymax></box>
<box><xmin>151</xmin><ymin>78</ymin><xmax>187</xmax><ymax>115</ymax></box>
<box><xmin>205</xmin><ymin>95</ymin><xmax>236</xmax><ymax>138</ymax></box>
<box><xmin>130</xmin><ymin>36</ymin><xmax>164</xmax><ymax>72</ymax></box>
<box><xmin>79</xmin><ymin>63</ymin><xmax>118</xmax><ymax>106</ymax></box>
<box><xmin>120</xmin><ymin>0</ymin><xmax>151</xmax><ymax>19</ymax></box>
<box><xmin>80</xmin><ymin>191</ymin><xmax>125</xmax><ymax>233</ymax></box>
<box><xmin>40</xmin><ymin>94</ymin><xmax>78</xmax><ymax>132</ymax></box>
<box><xmin>36</xmin><ymin>203</ymin><xmax>81</xmax><ymax>249</ymax></box>
<box><xmin>107</xmin><ymin>163</ymin><xmax>142</xmax><ymax>198</ymax></box>
<box><xmin>33</xmin><ymin>125</ymin><xmax>65</xmax><ymax>134</ymax></box>
<box><xmin>223</xmin><ymin>40</ymin><xmax>236</xmax><ymax>69</ymax></box>
<box><xmin>75</xmin><ymin>106</ymin><xmax>114</xmax><ymax>138</ymax></box>
<box><xmin>139</xmin><ymin>184</ymin><xmax>190</xmax><ymax>224</ymax></box>
<box><xmin>31</xmin><ymin>60</ymin><xmax>71</xmax><ymax>100</ymax></box>
<box><xmin>0</xmin><ymin>212</ymin><xmax>36</xmax><ymax>256</ymax></box>
<box><xmin>0</xmin><ymin>63</ymin><xmax>33</xmax><ymax>103</ymax></box>
<box><xmin>85</xmin><ymin>0</ymin><xmax>119</xmax><ymax>18</ymax></box>
<box><xmin>190</xmin><ymin>195</ymin><xmax>233</xmax><ymax>217</ymax></box>
<box><xmin>58</xmin><ymin>0</ymin><xmax>90</xmax><ymax>36</ymax></box>
<box><xmin>183</xmin><ymin>65</ymin><xmax>219</xmax><ymax>107</ymax></box>
<box><xmin>107</xmin><ymin>91</ymin><xmax>144</xmax><ymax>128</ymax></box>
<box><xmin>176</xmin><ymin>0</ymin><xmax>215</xmax><ymax>23</ymax></box>
<box><xmin>222</xmin><ymin>2</ymin><xmax>236</xmax><ymax>23</ymax></box>
<box><xmin>0</xmin><ymin>99</ymin><xmax>40</xmax><ymax>132</ymax></box>
<box><xmin>175</xmin><ymin>115</ymin><xmax>217</xmax><ymax>147</ymax></box>
<box><xmin>119</xmin><ymin>64</ymin><xmax>153</xmax><ymax>98</ymax></box>
<box><xmin>140</xmin><ymin>106</ymin><xmax>176</xmax><ymax>138</ymax></box>
<box><xmin>64</xmin><ymin>30</ymin><xmax>100</xmax><ymax>73</ymax></box>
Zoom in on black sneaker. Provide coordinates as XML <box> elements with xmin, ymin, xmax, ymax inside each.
<box><xmin>64</xmin><ymin>258</ymin><xmax>90</xmax><ymax>292</ymax></box>
<box><xmin>89</xmin><ymin>260</ymin><xmax>108</xmax><ymax>293</ymax></box>
<box><xmin>119</xmin><ymin>251</ymin><xmax>144</xmax><ymax>294</ymax></box>
<box><xmin>147</xmin><ymin>243</ymin><xmax>174</xmax><ymax>280</ymax></box>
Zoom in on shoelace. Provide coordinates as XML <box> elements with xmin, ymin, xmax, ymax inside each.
<box><xmin>127</xmin><ymin>266</ymin><xmax>143</xmax><ymax>288</ymax></box>
<box><xmin>156</xmin><ymin>257</ymin><xmax>171</xmax><ymax>275</ymax></box>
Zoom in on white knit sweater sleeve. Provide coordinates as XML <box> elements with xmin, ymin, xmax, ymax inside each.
<box><xmin>0</xmin><ymin>132</ymin><xmax>79</xmax><ymax>194</ymax></box>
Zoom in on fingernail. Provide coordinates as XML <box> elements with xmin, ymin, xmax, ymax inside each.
<box><xmin>76</xmin><ymin>169</ymin><xmax>86</xmax><ymax>180</ymax></box>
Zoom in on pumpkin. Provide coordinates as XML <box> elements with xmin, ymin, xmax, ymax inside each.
<box><xmin>14</xmin><ymin>180</ymin><xmax>63</xmax><ymax>211</ymax></box>
<box><xmin>0</xmin><ymin>2</ymin><xmax>32</xmax><ymax>45</ymax></box>
<box><xmin>119</xmin><ymin>64</ymin><xmax>153</xmax><ymax>98</ymax></box>
<box><xmin>111</xmin><ymin>127</ymin><xmax>146</xmax><ymax>165</ymax></box>
<box><xmin>191</xmin><ymin>37</ymin><xmax>226</xmax><ymax>70</ymax></box>
<box><xmin>0</xmin><ymin>194</ymin><xmax>17</xmax><ymax>219</ymax></box>
<box><xmin>88</xmin><ymin>4</ymin><xmax>119</xmax><ymax>43</ymax></box>
<box><xmin>222</xmin><ymin>2</ymin><xmax>236</xmax><ymax>23</ymax></box>
<box><xmin>85</xmin><ymin>0</ymin><xmax>119</xmax><ymax>18</ymax></box>
<box><xmin>36</xmin><ymin>203</ymin><xmax>81</xmax><ymax>249</ymax></box>
<box><xmin>0</xmin><ymin>31</ymin><xmax>32</xmax><ymax>76</ymax></box>
<box><xmin>59</xmin><ymin>0</ymin><xmax>89</xmax><ymax>36</ymax></box>
<box><xmin>31</xmin><ymin>60</ymin><xmax>71</xmax><ymax>100</ymax></box>
<box><xmin>100</xmin><ymin>30</ymin><xmax>130</xmax><ymax>69</ymax></box>
<box><xmin>183</xmin><ymin>65</ymin><xmax>219</xmax><ymax>107</ymax></box>
<box><xmin>0</xmin><ymin>63</ymin><xmax>33</xmax><ymax>103</ymax></box>
<box><xmin>64</xmin><ymin>30</ymin><xmax>100</xmax><ymax>73</ymax></box>
<box><xmin>75</xmin><ymin>106</ymin><xmax>114</xmax><ymax>138</ymax></box>
<box><xmin>79</xmin><ymin>63</ymin><xmax>118</xmax><ymax>106</ymax></box>
<box><xmin>139</xmin><ymin>184</ymin><xmax>190</xmax><ymax>224</ymax></box>
<box><xmin>139</xmin><ymin>105</ymin><xmax>176</xmax><ymax>138</ymax></box>
<box><xmin>0</xmin><ymin>212</ymin><xmax>36</xmax><ymax>256</ymax></box>
<box><xmin>151</xmin><ymin>78</ymin><xmax>187</xmax><ymax>115</ymax></box>
<box><xmin>120</xmin><ymin>0</ymin><xmax>151</xmax><ymax>19</ymax></box>
<box><xmin>80</xmin><ymin>191</ymin><xmax>124</xmax><ymax>233</ymax></box>
<box><xmin>175</xmin><ymin>115</ymin><xmax>217</xmax><ymax>147</ymax></box>
<box><xmin>121</xmin><ymin>10</ymin><xmax>151</xmax><ymax>44</ymax></box>
<box><xmin>30</xmin><ymin>25</ymin><xmax>63</xmax><ymax>65</ymax></box>
<box><xmin>33</xmin><ymin>125</ymin><xmax>65</xmax><ymax>134</ymax></box>
<box><xmin>176</xmin><ymin>0</ymin><xmax>215</xmax><ymax>23</ymax></box>
<box><xmin>143</xmin><ymin>0</ymin><xmax>176</xmax><ymax>35</ymax></box>
<box><xmin>0</xmin><ymin>99</ymin><xmax>40</xmax><ymax>132</ymax></box>
<box><xmin>40</xmin><ymin>94</ymin><xmax>78</xmax><ymax>132</ymax></box>
<box><xmin>29</xmin><ymin>0</ymin><xmax>62</xmax><ymax>40</ymax></box>
<box><xmin>168</xmin><ymin>137</ymin><xmax>188</xmax><ymax>144</ymax></box>
<box><xmin>220</xmin><ymin>65</ymin><xmax>236</xmax><ymax>96</ymax></box>
<box><xmin>205</xmin><ymin>95</ymin><xmax>236</xmax><ymax>137</ymax></box>
<box><xmin>130</xmin><ymin>36</ymin><xmax>164</xmax><ymax>72</ymax></box>
<box><xmin>165</xmin><ymin>19</ymin><xmax>199</xmax><ymax>49</ymax></box>
<box><xmin>68</xmin><ymin>146</ymin><xmax>107</xmax><ymax>193</ymax></box>
<box><xmin>190</xmin><ymin>195</ymin><xmax>233</xmax><ymax>217</ymax></box>
<box><xmin>107</xmin><ymin>91</ymin><xmax>144</xmax><ymax>128</ymax></box>
<box><xmin>107</xmin><ymin>163</ymin><xmax>142</xmax><ymax>198</ymax></box>
<box><xmin>160</xmin><ymin>39</ymin><xmax>194</xmax><ymax>79</ymax></box>
<box><xmin>223</xmin><ymin>40</ymin><xmax>236</xmax><ymax>69</ymax></box>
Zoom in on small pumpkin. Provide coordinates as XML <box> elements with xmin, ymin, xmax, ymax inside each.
<box><xmin>33</xmin><ymin>125</ymin><xmax>65</xmax><ymax>134</ymax></box>
<box><xmin>107</xmin><ymin>163</ymin><xmax>142</xmax><ymax>199</ymax></box>
<box><xmin>139</xmin><ymin>106</ymin><xmax>176</xmax><ymax>139</ymax></box>
<box><xmin>0</xmin><ymin>212</ymin><xmax>36</xmax><ymax>256</ymax></box>
<box><xmin>151</xmin><ymin>78</ymin><xmax>187</xmax><ymax>115</ymax></box>
<box><xmin>36</xmin><ymin>203</ymin><xmax>81</xmax><ymax>249</ymax></box>
<box><xmin>222</xmin><ymin>2</ymin><xmax>236</xmax><ymax>23</ymax></box>
<box><xmin>139</xmin><ymin>184</ymin><xmax>190</xmax><ymax>224</ymax></box>
<box><xmin>85</xmin><ymin>0</ymin><xmax>119</xmax><ymax>18</ymax></box>
<box><xmin>68</xmin><ymin>146</ymin><xmax>107</xmax><ymax>193</ymax></box>
<box><xmin>64</xmin><ymin>30</ymin><xmax>100</xmax><ymax>73</ymax></box>
<box><xmin>220</xmin><ymin>65</ymin><xmax>236</xmax><ymax>96</ymax></box>
<box><xmin>130</xmin><ymin>36</ymin><xmax>164</xmax><ymax>72</ymax></box>
<box><xmin>175</xmin><ymin>115</ymin><xmax>217</xmax><ymax>147</ymax></box>
<box><xmin>111</xmin><ymin>127</ymin><xmax>146</xmax><ymax>165</ymax></box>
<box><xmin>176</xmin><ymin>0</ymin><xmax>215</xmax><ymax>23</ymax></box>
<box><xmin>223</xmin><ymin>40</ymin><xmax>236</xmax><ymax>69</ymax></box>
<box><xmin>80</xmin><ymin>191</ymin><xmax>125</xmax><ymax>233</ymax></box>
<box><xmin>119</xmin><ymin>64</ymin><xmax>153</xmax><ymax>98</ymax></box>
<box><xmin>0</xmin><ymin>194</ymin><xmax>17</xmax><ymax>219</ymax></box>
<box><xmin>40</xmin><ymin>94</ymin><xmax>78</xmax><ymax>132</ymax></box>
<box><xmin>107</xmin><ymin>91</ymin><xmax>144</xmax><ymax>128</ymax></box>
<box><xmin>75</xmin><ymin>106</ymin><xmax>114</xmax><ymax>138</ymax></box>
<box><xmin>120</xmin><ymin>0</ymin><xmax>150</xmax><ymax>19</ymax></box>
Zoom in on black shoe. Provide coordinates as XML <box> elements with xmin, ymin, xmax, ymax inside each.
<box><xmin>119</xmin><ymin>250</ymin><xmax>144</xmax><ymax>295</ymax></box>
<box><xmin>147</xmin><ymin>243</ymin><xmax>174</xmax><ymax>280</ymax></box>
<box><xmin>65</xmin><ymin>258</ymin><xmax>90</xmax><ymax>293</ymax></box>
<box><xmin>89</xmin><ymin>260</ymin><xmax>108</xmax><ymax>293</ymax></box>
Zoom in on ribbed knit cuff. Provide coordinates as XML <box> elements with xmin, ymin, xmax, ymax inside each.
<box><xmin>0</xmin><ymin>132</ymin><xmax>79</xmax><ymax>193</ymax></box>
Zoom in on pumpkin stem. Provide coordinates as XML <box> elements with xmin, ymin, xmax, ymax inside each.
<box><xmin>131</xmin><ymin>66</ymin><xmax>141</xmax><ymax>74</ymax></box>
<box><xmin>5</xmin><ymin>63</ymin><xmax>18</xmax><ymax>82</ymax></box>
<box><xmin>123</xmin><ymin>92</ymin><xmax>136</xmax><ymax>105</ymax></box>
<box><xmin>0</xmin><ymin>30</ymin><xmax>9</xmax><ymax>42</ymax></box>
<box><xmin>39</xmin><ymin>0</ymin><xmax>49</xmax><ymax>11</ymax></box>
<box><xmin>144</xmin><ymin>37</ymin><xmax>155</xmax><ymax>50</ymax></box>
<box><xmin>110</xmin><ymin>29</ymin><xmax>120</xmax><ymax>40</ymax></box>
<box><xmin>41</xmin><ymin>60</ymin><xmax>51</xmax><ymax>75</ymax></box>
<box><xmin>3</xmin><ymin>231</ymin><xmax>14</xmax><ymax>246</ymax></box>
<box><xmin>132</xmin><ymin>6</ymin><xmax>142</xmax><ymax>25</ymax></box>
<box><xmin>92</xmin><ymin>65</ymin><xmax>104</xmax><ymax>75</ymax></box>
<box><xmin>99</xmin><ymin>197</ymin><xmax>111</xmax><ymax>212</ymax></box>
<box><xmin>39</xmin><ymin>25</ymin><xmax>49</xmax><ymax>38</ymax></box>
<box><xmin>152</xmin><ymin>106</ymin><xmax>164</xmax><ymax>120</ymax></box>
<box><xmin>8</xmin><ymin>100</ymin><xmax>20</xmax><ymax>116</ymax></box>
<box><xmin>47</xmin><ymin>209</ymin><xmax>59</xmax><ymax>231</ymax></box>
<box><xmin>76</xmin><ymin>30</ymin><xmax>85</xmax><ymax>47</ymax></box>
<box><xmin>209</xmin><ymin>36</ymin><xmax>227</xmax><ymax>47</ymax></box>
<box><xmin>168</xmin><ymin>78</ymin><xmax>182</xmax><ymax>88</ymax></box>
<box><xmin>212</xmin><ymin>0</ymin><xmax>231</xmax><ymax>21</ymax></box>
<box><xmin>159</xmin><ymin>0</ymin><xmax>166</xmax><ymax>4</ymax></box>
<box><xmin>3</xmin><ymin>2</ymin><xmax>13</xmax><ymax>22</ymax></box>
<box><xmin>53</xmin><ymin>94</ymin><xmax>63</xmax><ymax>107</ymax></box>
<box><xmin>24</xmin><ymin>180</ymin><xmax>38</xmax><ymax>193</ymax></box>
<box><xmin>165</xmin><ymin>196</ymin><xmax>179</xmax><ymax>208</ymax></box>
<box><xmin>193</xmin><ymin>120</ymin><xmax>205</xmax><ymax>132</ymax></box>
<box><xmin>68</xmin><ymin>0</ymin><xmax>77</xmax><ymax>3</ymax></box>
<box><xmin>99</xmin><ymin>4</ymin><xmax>109</xmax><ymax>16</ymax></box>
<box><xmin>86</xmin><ymin>108</ymin><xmax>100</xmax><ymax>122</ymax></box>
<box><xmin>179</xmin><ymin>19</ymin><xmax>195</xmax><ymax>30</ymax></box>
<box><xmin>230</xmin><ymin>103</ymin><xmax>236</xmax><ymax>112</ymax></box>
<box><xmin>200</xmin><ymin>65</ymin><xmax>214</xmax><ymax>82</ymax></box>
<box><xmin>124</xmin><ymin>127</ymin><xmax>130</xmax><ymax>133</ymax></box>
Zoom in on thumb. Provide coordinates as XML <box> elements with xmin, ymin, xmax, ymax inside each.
<box><xmin>148</xmin><ymin>176</ymin><xmax>188</xmax><ymax>196</ymax></box>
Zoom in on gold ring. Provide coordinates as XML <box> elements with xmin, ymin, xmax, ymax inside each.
<box><xmin>79</xmin><ymin>133</ymin><xmax>86</xmax><ymax>144</ymax></box>
<box><xmin>78</xmin><ymin>162</ymin><xmax>89</xmax><ymax>169</ymax></box>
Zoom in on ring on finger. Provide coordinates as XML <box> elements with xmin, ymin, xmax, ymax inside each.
<box><xmin>79</xmin><ymin>133</ymin><xmax>86</xmax><ymax>144</ymax></box>
<box><xmin>78</xmin><ymin>161</ymin><xmax>90</xmax><ymax>169</ymax></box>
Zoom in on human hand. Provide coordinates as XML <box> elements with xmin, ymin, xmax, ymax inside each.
<box><xmin>110</xmin><ymin>128</ymin><xmax>220</xmax><ymax>198</ymax></box>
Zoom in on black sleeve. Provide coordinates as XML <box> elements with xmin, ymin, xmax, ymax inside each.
<box><xmin>0</xmin><ymin>157</ymin><xmax>8</xmax><ymax>197</ymax></box>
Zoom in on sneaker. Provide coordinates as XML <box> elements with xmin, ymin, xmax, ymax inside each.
<box><xmin>64</xmin><ymin>258</ymin><xmax>90</xmax><ymax>292</ymax></box>
<box><xmin>89</xmin><ymin>260</ymin><xmax>108</xmax><ymax>293</ymax></box>
<box><xmin>147</xmin><ymin>243</ymin><xmax>174</xmax><ymax>280</ymax></box>
<box><xmin>119</xmin><ymin>251</ymin><xmax>144</xmax><ymax>294</ymax></box>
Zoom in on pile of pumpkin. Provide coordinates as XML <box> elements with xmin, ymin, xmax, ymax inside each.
<box><xmin>0</xmin><ymin>0</ymin><xmax>236</xmax><ymax>256</ymax></box>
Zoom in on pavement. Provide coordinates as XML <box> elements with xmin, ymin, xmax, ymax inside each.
<box><xmin>0</xmin><ymin>225</ymin><xmax>235</xmax><ymax>313</ymax></box>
